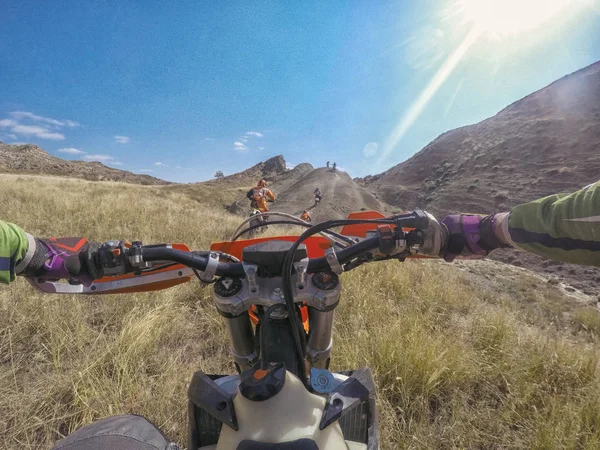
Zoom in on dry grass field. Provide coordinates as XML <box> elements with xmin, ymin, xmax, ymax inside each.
<box><xmin>2</xmin><ymin>174</ymin><xmax>600</xmax><ymax>449</ymax></box>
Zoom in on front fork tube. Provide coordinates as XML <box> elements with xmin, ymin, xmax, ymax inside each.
<box><xmin>306</xmin><ymin>307</ymin><xmax>335</xmax><ymax>369</ymax></box>
<box><xmin>222</xmin><ymin>311</ymin><xmax>258</xmax><ymax>372</ymax></box>
<box><xmin>222</xmin><ymin>305</ymin><xmax>337</xmax><ymax>373</ymax></box>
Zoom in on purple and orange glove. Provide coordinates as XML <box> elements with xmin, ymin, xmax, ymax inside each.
<box><xmin>20</xmin><ymin>237</ymin><xmax>102</xmax><ymax>285</ymax></box>
<box><xmin>441</xmin><ymin>213</ymin><xmax>511</xmax><ymax>261</ymax></box>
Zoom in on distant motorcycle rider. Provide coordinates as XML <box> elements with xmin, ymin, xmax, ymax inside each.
<box><xmin>300</xmin><ymin>209</ymin><xmax>312</xmax><ymax>222</ymax></box>
<box><xmin>246</xmin><ymin>179</ymin><xmax>275</xmax><ymax>213</ymax></box>
<box><xmin>314</xmin><ymin>187</ymin><xmax>322</xmax><ymax>204</ymax></box>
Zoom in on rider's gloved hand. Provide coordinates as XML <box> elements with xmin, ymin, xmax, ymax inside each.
<box><xmin>441</xmin><ymin>213</ymin><xmax>511</xmax><ymax>261</ymax></box>
<box><xmin>20</xmin><ymin>237</ymin><xmax>103</xmax><ymax>285</ymax></box>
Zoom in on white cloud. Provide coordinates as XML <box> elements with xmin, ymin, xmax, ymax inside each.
<box><xmin>7</xmin><ymin>134</ymin><xmax>17</xmax><ymax>140</ymax></box>
<box><xmin>0</xmin><ymin>111</ymin><xmax>79</xmax><ymax>141</ymax></box>
<box><xmin>286</xmin><ymin>163</ymin><xmax>296</xmax><ymax>170</ymax></box>
<box><xmin>234</xmin><ymin>141</ymin><xmax>248</xmax><ymax>151</ymax></box>
<box><xmin>139</xmin><ymin>169</ymin><xmax>153</xmax><ymax>173</ymax></box>
<box><xmin>204</xmin><ymin>137</ymin><xmax>215</xmax><ymax>142</ymax></box>
<box><xmin>154</xmin><ymin>161</ymin><xmax>168</xmax><ymax>167</ymax></box>
<box><xmin>111</xmin><ymin>161</ymin><xmax>123</xmax><ymax>166</ymax></box>
<box><xmin>175</xmin><ymin>165</ymin><xmax>182</xmax><ymax>169</ymax></box>
<box><xmin>362</xmin><ymin>142</ymin><xmax>378</xmax><ymax>158</ymax></box>
<box><xmin>231</xmin><ymin>131</ymin><xmax>263</xmax><ymax>151</ymax></box>
<box><xmin>258</xmin><ymin>146</ymin><xmax>265</xmax><ymax>150</ymax></box>
<box><xmin>8</xmin><ymin>142</ymin><xmax>29</xmax><ymax>145</ymax></box>
<box><xmin>0</xmin><ymin>119</ymin><xmax>18</xmax><ymax>128</ymax></box>
<box><xmin>12</xmin><ymin>125</ymin><xmax>65</xmax><ymax>140</ymax></box>
<box><xmin>114</xmin><ymin>135</ymin><xmax>130</xmax><ymax>144</ymax></box>
<box><xmin>9</xmin><ymin>111</ymin><xmax>80</xmax><ymax>128</ymax></box>
<box><xmin>83</xmin><ymin>154</ymin><xmax>115</xmax><ymax>162</ymax></box>
<box><xmin>59</xmin><ymin>147</ymin><xmax>86</xmax><ymax>155</ymax></box>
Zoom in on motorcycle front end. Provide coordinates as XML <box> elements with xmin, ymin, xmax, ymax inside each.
<box><xmin>187</xmin><ymin>239</ymin><xmax>379</xmax><ymax>450</ymax></box>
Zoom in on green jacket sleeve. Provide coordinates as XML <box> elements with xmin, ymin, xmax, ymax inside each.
<box><xmin>507</xmin><ymin>181</ymin><xmax>600</xmax><ymax>266</ymax></box>
<box><xmin>0</xmin><ymin>221</ymin><xmax>31</xmax><ymax>284</ymax></box>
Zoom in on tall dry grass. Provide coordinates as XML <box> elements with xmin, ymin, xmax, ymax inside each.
<box><xmin>1</xmin><ymin>174</ymin><xmax>600</xmax><ymax>449</ymax></box>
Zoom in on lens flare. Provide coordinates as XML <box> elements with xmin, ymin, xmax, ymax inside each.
<box><xmin>460</xmin><ymin>0</ymin><xmax>573</xmax><ymax>37</ymax></box>
<box><xmin>377</xmin><ymin>27</ymin><xmax>479</xmax><ymax>166</ymax></box>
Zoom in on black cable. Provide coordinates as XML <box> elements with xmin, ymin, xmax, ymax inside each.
<box><xmin>280</xmin><ymin>217</ymin><xmax>396</xmax><ymax>387</ymax></box>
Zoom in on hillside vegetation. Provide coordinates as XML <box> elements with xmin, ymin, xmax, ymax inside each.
<box><xmin>2</xmin><ymin>174</ymin><xmax>600</xmax><ymax>449</ymax></box>
<box><xmin>0</xmin><ymin>142</ymin><xmax>169</xmax><ymax>185</ymax></box>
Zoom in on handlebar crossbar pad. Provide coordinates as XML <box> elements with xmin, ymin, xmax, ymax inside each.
<box><xmin>243</xmin><ymin>240</ymin><xmax>308</xmax><ymax>275</ymax></box>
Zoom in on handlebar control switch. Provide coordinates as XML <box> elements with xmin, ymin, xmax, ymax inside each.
<box><xmin>377</xmin><ymin>225</ymin><xmax>395</xmax><ymax>255</ymax></box>
<box><xmin>407</xmin><ymin>229</ymin><xmax>425</xmax><ymax>246</ymax></box>
<box><xmin>97</xmin><ymin>240</ymin><xmax>130</xmax><ymax>276</ymax></box>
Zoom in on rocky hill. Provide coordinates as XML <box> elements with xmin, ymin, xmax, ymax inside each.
<box><xmin>192</xmin><ymin>155</ymin><xmax>393</xmax><ymax>220</ymax></box>
<box><xmin>360</xmin><ymin>60</ymin><xmax>600</xmax><ymax>296</ymax></box>
<box><xmin>361</xmin><ymin>60</ymin><xmax>600</xmax><ymax>217</ymax></box>
<box><xmin>0</xmin><ymin>142</ymin><xmax>169</xmax><ymax>185</ymax></box>
<box><xmin>271</xmin><ymin>167</ymin><xmax>392</xmax><ymax>221</ymax></box>
<box><xmin>205</xmin><ymin>155</ymin><xmax>288</xmax><ymax>186</ymax></box>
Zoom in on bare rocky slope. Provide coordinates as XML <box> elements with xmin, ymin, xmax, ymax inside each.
<box><xmin>0</xmin><ymin>142</ymin><xmax>169</xmax><ymax>185</ymax></box>
<box><xmin>359</xmin><ymin>60</ymin><xmax>600</xmax><ymax>296</ymax></box>
<box><xmin>360</xmin><ymin>61</ymin><xmax>600</xmax><ymax>216</ymax></box>
<box><xmin>271</xmin><ymin>166</ymin><xmax>392</xmax><ymax>221</ymax></box>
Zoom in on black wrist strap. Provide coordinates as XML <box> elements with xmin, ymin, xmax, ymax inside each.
<box><xmin>479</xmin><ymin>214</ymin><xmax>510</xmax><ymax>251</ymax></box>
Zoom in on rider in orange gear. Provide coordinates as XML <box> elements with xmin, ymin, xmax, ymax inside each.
<box><xmin>248</xmin><ymin>179</ymin><xmax>275</xmax><ymax>213</ymax></box>
<box><xmin>300</xmin><ymin>209</ymin><xmax>312</xmax><ymax>222</ymax></box>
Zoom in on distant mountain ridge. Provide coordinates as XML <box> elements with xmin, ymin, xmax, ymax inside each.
<box><xmin>0</xmin><ymin>142</ymin><xmax>169</xmax><ymax>185</ymax></box>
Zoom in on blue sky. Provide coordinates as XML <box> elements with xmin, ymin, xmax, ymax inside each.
<box><xmin>1</xmin><ymin>0</ymin><xmax>599</xmax><ymax>182</ymax></box>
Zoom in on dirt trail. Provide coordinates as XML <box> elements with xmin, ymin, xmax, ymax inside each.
<box><xmin>270</xmin><ymin>167</ymin><xmax>392</xmax><ymax>221</ymax></box>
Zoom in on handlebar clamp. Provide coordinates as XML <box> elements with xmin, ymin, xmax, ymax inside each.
<box><xmin>199</xmin><ymin>251</ymin><xmax>219</xmax><ymax>283</ymax></box>
<box><xmin>324</xmin><ymin>248</ymin><xmax>344</xmax><ymax>274</ymax></box>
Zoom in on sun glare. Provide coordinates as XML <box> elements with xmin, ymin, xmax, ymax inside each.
<box><xmin>460</xmin><ymin>0</ymin><xmax>573</xmax><ymax>37</ymax></box>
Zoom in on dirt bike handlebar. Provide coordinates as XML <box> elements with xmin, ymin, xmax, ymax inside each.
<box><xmin>97</xmin><ymin>210</ymin><xmax>429</xmax><ymax>279</ymax></box>
<box><xmin>140</xmin><ymin>234</ymin><xmax>383</xmax><ymax>277</ymax></box>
